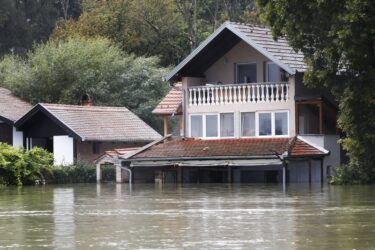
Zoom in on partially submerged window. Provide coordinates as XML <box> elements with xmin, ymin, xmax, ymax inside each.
<box><xmin>241</xmin><ymin>112</ymin><xmax>255</xmax><ymax>137</ymax></box>
<box><xmin>190</xmin><ymin>115</ymin><xmax>203</xmax><ymax>137</ymax></box>
<box><xmin>236</xmin><ymin>63</ymin><xmax>257</xmax><ymax>83</ymax></box>
<box><xmin>206</xmin><ymin>115</ymin><xmax>218</xmax><ymax>137</ymax></box>
<box><xmin>266</xmin><ymin>62</ymin><xmax>280</xmax><ymax>82</ymax></box>
<box><xmin>220</xmin><ymin>113</ymin><xmax>234</xmax><ymax>137</ymax></box>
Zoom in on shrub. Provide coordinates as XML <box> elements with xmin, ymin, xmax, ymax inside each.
<box><xmin>330</xmin><ymin>164</ymin><xmax>375</xmax><ymax>184</ymax></box>
<box><xmin>48</xmin><ymin>163</ymin><xmax>97</xmax><ymax>184</ymax></box>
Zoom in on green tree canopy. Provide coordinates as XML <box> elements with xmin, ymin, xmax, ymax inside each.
<box><xmin>0</xmin><ymin>36</ymin><xmax>169</xmax><ymax>131</ymax></box>
<box><xmin>257</xmin><ymin>0</ymin><xmax>375</xmax><ymax>182</ymax></box>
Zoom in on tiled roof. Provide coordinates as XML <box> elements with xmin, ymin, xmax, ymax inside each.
<box><xmin>0</xmin><ymin>88</ymin><xmax>31</xmax><ymax>124</ymax></box>
<box><xmin>289</xmin><ymin>137</ymin><xmax>327</xmax><ymax>157</ymax></box>
<box><xmin>152</xmin><ymin>83</ymin><xmax>182</xmax><ymax>115</ymax></box>
<box><xmin>131</xmin><ymin>137</ymin><xmax>327</xmax><ymax>160</ymax></box>
<box><xmin>17</xmin><ymin>103</ymin><xmax>162</xmax><ymax>142</ymax></box>
<box><xmin>230</xmin><ymin>22</ymin><xmax>307</xmax><ymax>72</ymax></box>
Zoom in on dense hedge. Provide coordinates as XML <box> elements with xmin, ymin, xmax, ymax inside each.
<box><xmin>0</xmin><ymin>143</ymin><xmax>115</xmax><ymax>185</ymax></box>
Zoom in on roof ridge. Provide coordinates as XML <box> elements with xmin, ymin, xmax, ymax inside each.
<box><xmin>40</xmin><ymin>103</ymin><xmax>130</xmax><ymax>111</ymax></box>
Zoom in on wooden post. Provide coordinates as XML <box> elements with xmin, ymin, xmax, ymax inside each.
<box><xmin>282</xmin><ymin>163</ymin><xmax>286</xmax><ymax>192</ymax></box>
<box><xmin>296</xmin><ymin>103</ymin><xmax>300</xmax><ymax>134</ymax></box>
<box><xmin>227</xmin><ymin>166</ymin><xmax>232</xmax><ymax>183</ymax></box>
<box><xmin>320</xmin><ymin>158</ymin><xmax>324</xmax><ymax>185</ymax></box>
<box><xmin>308</xmin><ymin>159</ymin><xmax>312</xmax><ymax>184</ymax></box>
<box><xmin>163</xmin><ymin>115</ymin><xmax>168</xmax><ymax>136</ymax></box>
<box><xmin>177</xmin><ymin>166</ymin><xmax>183</xmax><ymax>183</ymax></box>
<box><xmin>179</xmin><ymin>115</ymin><xmax>183</xmax><ymax>136</ymax></box>
<box><xmin>319</xmin><ymin>102</ymin><xmax>324</xmax><ymax>134</ymax></box>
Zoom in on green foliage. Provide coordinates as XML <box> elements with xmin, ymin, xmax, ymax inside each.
<box><xmin>0</xmin><ymin>143</ymin><xmax>53</xmax><ymax>186</ymax></box>
<box><xmin>52</xmin><ymin>0</ymin><xmax>259</xmax><ymax>66</ymax></box>
<box><xmin>0</xmin><ymin>36</ymin><xmax>169</xmax><ymax>131</ymax></box>
<box><xmin>0</xmin><ymin>0</ymin><xmax>82</xmax><ymax>56</ymax></box>
<box><xmin>48</xmin><ymin>163</ymin><xmax>97</xmax><ymax>184</ymax></box>
<box><xmin>257</xmin><ymin>0</ymin><xmax>375</xmax><ymax>183</ymax></box>
<box><xmin>330</xmin><ymin>164</ymin><xmax>375</xmax><ymax>185</ymax></box>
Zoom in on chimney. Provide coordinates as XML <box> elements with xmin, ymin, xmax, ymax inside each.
<box><xmin>80</xmin><ymin>94</ymin><xmax>93</xmax><ymax>106</ymax></box>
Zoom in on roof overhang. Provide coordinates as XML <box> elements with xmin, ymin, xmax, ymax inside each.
<box><xmin>165</xmin><ymin>21</ymin><xmax>296</xmax><ymax>82</ymax></box>
<box><xmin>14</xmin><ymin>103</ymin><xmax>82</xmax><ymax>140</ymax></box>
<box><xmin>130</xmin><ymin>157</ymin><xmax>282</xmax><ymax>167</ymax></box>
<box><xmin>0</xmin><ymin>115</ymin><xmax>14</xmax><ymax>126</ymax></box>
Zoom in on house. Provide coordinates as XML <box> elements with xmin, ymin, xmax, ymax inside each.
<box><xmin>15</xmin><ymin>103</ymin><xmax>161</xmax><ymax>165</ymax></box>
<box><xmin>97</xmin><ymin>22</ymin><xmax>341</xmax><ymax>184</ymax></box>
<box><xmin>0</xmin><ymin>88</ymin><xmax>31</xmax><ymax>147</ymax></box>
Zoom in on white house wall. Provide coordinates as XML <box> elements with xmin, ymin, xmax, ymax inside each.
<box><xmin>53</xmin><ymin>136</ymin><xmax>74</xmax><ymax>166</ymax></box>
<box><xmin>12</xmin><ymin>127</ymin><xmax>23</xmax><ymax>148</ymax></box>
<box><xmin>204</xmin><ymin>41</ymin><xmax>269</xmax><ymax>84</ymax></box>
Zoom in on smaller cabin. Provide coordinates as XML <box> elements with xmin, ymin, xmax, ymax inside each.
<box><xmin>15</xmin><ymin>103</ymin><xmax>161</xmax><ymax>165</ymax></box>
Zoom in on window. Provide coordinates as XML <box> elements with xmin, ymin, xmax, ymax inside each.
<box><xmin>190</xmin><ymin>115</ymin><xmax>203</xmax><ymax>137</ymax></box>
<box><xmin>266</xmin><ymin>62</ymin><xmax>280</xmax><ymax>82</ymax></box>
<box><xmin>220</xmin><ymin>113</ymin><xmax>234</xmax><ymax>137</ymax></box>
<box><xmin>275</xmin><ymin>112</ymin><xmax>288</xmax><ymax>135</ymax></box>
<box><xmin>259</xmin><ymin>113</ymin><xmax>272</xmax><ymax>136</ymax></box>
<box><xmin>206</xmin><ymin>115</ymin><xmax>218</xmax><ymax>137</ymax></box>
<box><xmin>258</xmin><ymin>111</ymin><xmax>289</xmax><ymax>136</ymax></box>
<box><xmin>241</xmin><ymin>112</ymin><xmax>255</xmax><ymax>137</ymax></box>
<box><xmin>92</xmin><ymin>142</ymin><xmax>100</xmax><ymax>154</ymax></box>
<box><xmin>236</xmin><ymin>63</ymin><xmax>256</xmax><ymax>83</ymax></box>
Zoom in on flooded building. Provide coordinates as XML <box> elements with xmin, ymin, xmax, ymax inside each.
<box><xmin>97</xmin><ymin>22</ymin><xmax>342</xmax><ymax>184</ymax></box>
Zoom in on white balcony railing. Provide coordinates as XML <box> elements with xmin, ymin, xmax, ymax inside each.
<box><xmin>188</xmin><ymin>82</ymin><xmax>289</xmax><ymax>106</ymax></box>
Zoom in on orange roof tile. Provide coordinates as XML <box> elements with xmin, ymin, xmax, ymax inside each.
<box><xmin>152</xmin><ymin>83</ymin><xmax>182</xmax><ymax>115</ymax></box>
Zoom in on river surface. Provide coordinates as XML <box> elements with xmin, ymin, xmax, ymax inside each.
<box><xmin>0</xmin><ymin>183</ymin><xmax>374</xmax><ymax>249</ymax></box>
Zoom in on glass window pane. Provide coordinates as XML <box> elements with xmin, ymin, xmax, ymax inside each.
<box><xmin>220</xmin><ymin>113</ymin><xmax>234</xmax><ymax>137</ymax></box>
<box><xmin>206</xmin><ymin>115</ymin><xmax>218</xmax><ymax>137</ymax></box>
<box><xmin>275</xmin><ymin>112</ymin><xmax>288</xmax><ymax>135</ymax></box>
<box><xmin>190</xmin><ymin>115</ymin><xmax>203</xmax><ymax>137</ymax></box>
<box><xmin>241</xmin><ymin>112</ymin><xmax>255</xmax><ymax>136</ymax></box>
<box><xmin>259</xmin><ymin>113</ymin><xmax>272</xmax><ymax>136</ymax></box>
<box><xmin>267</xmin><ymin>63</ymin><xmax>280</xmax><ymax>82</ymax></box>
<box><xmin>237</xmin><ymin>64</ymin><xmax>257</xmax><ymax>83</ymax></box>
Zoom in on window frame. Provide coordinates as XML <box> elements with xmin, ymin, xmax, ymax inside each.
<box><xmin>256</xmin><ymin>111</ymin><xmax>289</xmax><ymax>137</ymax></box>
<box><xmin>189</xmin><ymin>113</ymin><xmax>220</xmax><ymax>138</ymax></box>
<box><xmin>219</xmin><ymin>112</ymin><xmax>235</xmax><ymax>138</ymax></box>
<box><xmin>265</xmin><ymin>62</ymin><xmax>281</xmax><ymax>82</ymax></box>
<box><xmin>236</xmin><ymin>62</ymin><xmax>257</xmax><ymax>84</ymax></box>
<box><xmin>240</xmin><ymin>111</ymin><xmax>257</xmax><ymax>138</ymax></box>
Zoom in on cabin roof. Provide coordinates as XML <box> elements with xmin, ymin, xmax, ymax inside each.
<box><xmin>152</xmin><ymin>83</ymin><xmax>183</xmax><ymax>115</ymax></box>
<box><xmin>126</xmin><ymin>136</ymin><xmax>328</xmax><ymax>161</ymax></box>
<box><xmin>166</xmin><ymin>21</ymin><xmax>307</xmax><ymax>81</ymax></box>
<box><xmin>0</xmin><ymin>88</ymin><xmax>32</xmax><ymax>125</ymax></box>
<box><xmin>15</xmin><ymin>103</ymin><xmax>162</xmax><ymax>142</ymax></box>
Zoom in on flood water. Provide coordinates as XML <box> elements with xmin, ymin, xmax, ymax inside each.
<box><xmin>0</xmin><ymin>183</ymin><xmax>375</xmax><ymax>249</ymax></box>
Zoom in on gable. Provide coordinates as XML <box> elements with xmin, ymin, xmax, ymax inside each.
<box><xmin>166</xmin><ymin>22</ymin><xmax>306</xmax><ymax>81</ymax></box>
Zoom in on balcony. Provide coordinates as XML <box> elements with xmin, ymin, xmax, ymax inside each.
<box><xmin>188</xmin><ymin>82</ymin><xmax>289</xmax><ymax>106</ymax></box>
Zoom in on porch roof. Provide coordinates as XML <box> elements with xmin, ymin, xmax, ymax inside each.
<box><xmin>152</xmin><ymin>83</ymin><xmax>182</xmax><ymax>115</ymax></box>
<box><xmin>0</xmin><ymin>88</ymin><xmax>31</xmax><ymax>125</ymax></box>
<box><xmin>123</xmin><ymin>136</ymin><xmax>329</xmax><ymax>163</ymax></box>
<box><xmin>15</xmin><ymin>103</ymin><xmax>162</xmax><ymax>142</ymax></box>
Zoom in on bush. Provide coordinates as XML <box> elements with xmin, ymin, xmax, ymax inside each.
<box><xmin>47</xmin><ymin>163</ymin><xmax>97</xmax><ymax>184</ymax></box>
<box><xmin>330</xmin><ymin>164</ymin><xmax>375</xmax><ymax>184</ymax></box>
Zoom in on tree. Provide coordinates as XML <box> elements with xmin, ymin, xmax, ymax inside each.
<box><xmin>0</xmin><ymin>0</ymin><xmax>82</xmax><ymax>56</ymax></box>
<box><xmin>257</xmin><ymin>0</ymin><xmax>375</xmax><ymax>183</ymax></box>
<box><xmin>52</xmin><ymin>0</ymin><xmax>189</xmax><ymax>66</ymax></box>
<box><xmin>0</xmin><ymin>36</ymin><xmax>169</xmax><ymax>131</ymax></box>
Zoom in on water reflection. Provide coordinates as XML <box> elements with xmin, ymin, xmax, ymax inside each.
<box><xmin>53</xmin><ymin>188</ymin><xmax>75</xmax><ymax>249</ymax></box>
<box><xmin>0</xmin><ymin>184</ymin><xmax>374</xmax><ymax>249</ymax></box>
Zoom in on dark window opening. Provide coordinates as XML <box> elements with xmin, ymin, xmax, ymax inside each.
<box><xmin>92</xmin><ymin>142</ymin><xmax>100</xmax><ymax>154</ymax></box>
